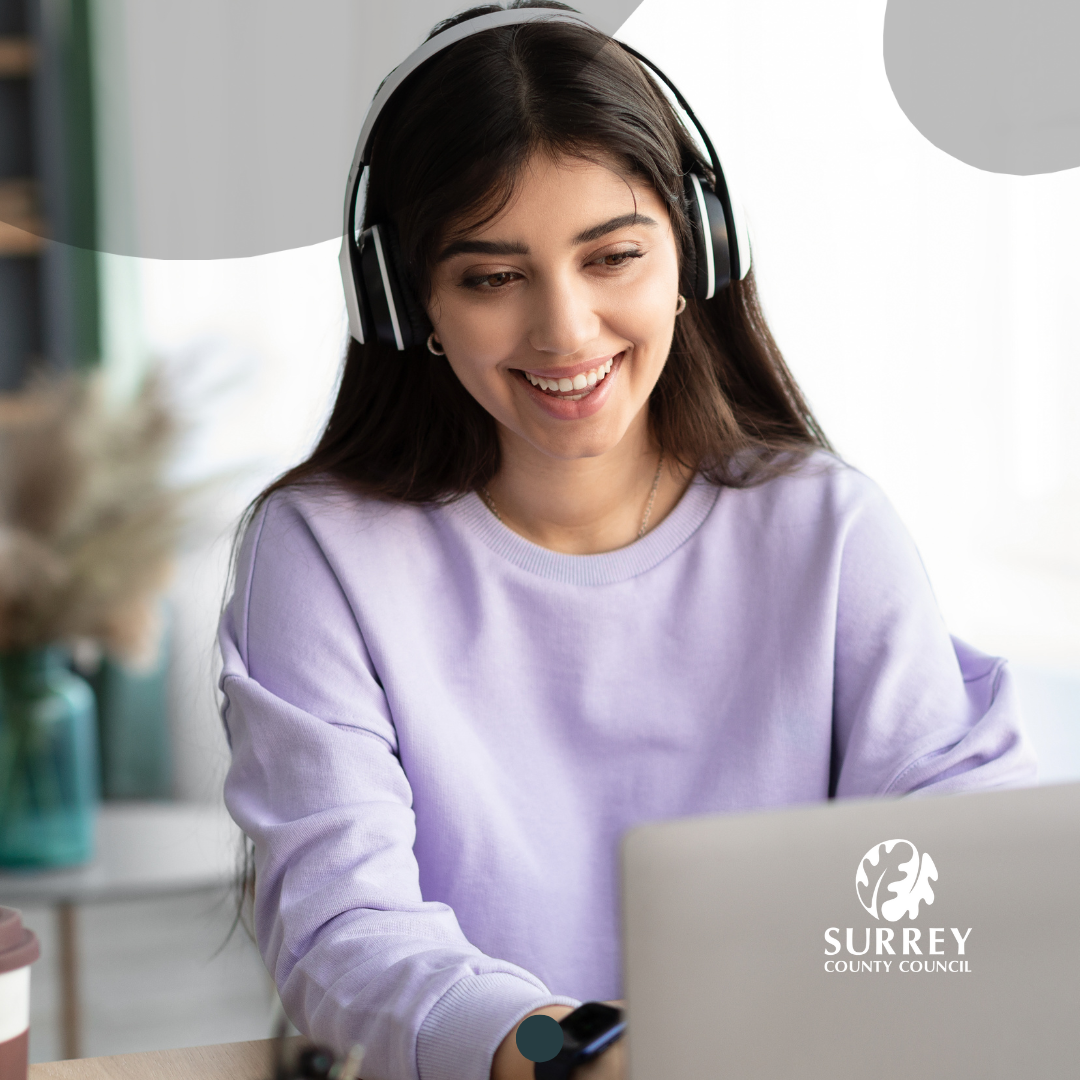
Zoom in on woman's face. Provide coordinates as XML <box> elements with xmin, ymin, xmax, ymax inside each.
<box><xmin>426</xmin><ymin>153</ymin><xmax>681</xmax><ymax>463</ymax></box>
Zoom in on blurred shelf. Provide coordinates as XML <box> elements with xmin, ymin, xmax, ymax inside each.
<box><xmin>0</xmin><ymin>178</ymin><xmax>46</xmax><ymax>255</ymax></box>
<box><xmin>0</xmin><ymin>219</ymin><xmax>45</xmax><ymax>255</ymax></box>
<box><xmin>0</xmin><ymin>35</ymin><xmax>35</xmax><ymax>78</ymax></box>
<box><xmin>0</xmin><ymin>3</ymin><xmax>99</xmax><ymax>386</ymax></box>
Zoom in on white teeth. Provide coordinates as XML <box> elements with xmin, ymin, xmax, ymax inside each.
<box><xmin>524</xmin><ymin>355</ymin><xmax>619</xmax><ymax>395</ymax></box>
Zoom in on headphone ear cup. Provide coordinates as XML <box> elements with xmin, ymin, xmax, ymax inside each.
<box><xmin>683</xmin><ymin>172</ymin><xmax>732</xmax><ymax>300</ymax></box>
<box><xmin>380</xmin><ymin>223</ymin><xmax>432</xmax><ymax>349</ymax></box>
<box><xmin>358</xmin><ymin>222</ymin><xmax>431</xmax><ymax>350</ymax></box>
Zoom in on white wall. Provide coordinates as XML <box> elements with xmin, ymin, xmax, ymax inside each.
<box><xmin>105</xmin><ymin>0</ymin><xmax>1079</xmax><ymax>797</ymax></box>
<box><xmin>619</xmin><ymin>0</ymin><xmax>1080</xmax><ymax>671</ymax></box>
<box><xmin>135</xmin><ymin>243</ymin><xmax>347</xmax><ymax>801</ymax></box>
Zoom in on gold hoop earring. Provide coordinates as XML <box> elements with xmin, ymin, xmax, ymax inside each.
<box><xmin>675</xmin><ymin>295</ymin><xmax>687</xmax><ymax>315</ymax></box>
<box><xmin>426</xmin><ymin>332</ymin><xmax>446</xmax><ymax>356</ymax></box>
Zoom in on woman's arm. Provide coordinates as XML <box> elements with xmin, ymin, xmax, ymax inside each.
<box><xmin>220</xmin><ymin>493</ymin><xmax>576</xmax><ymax>1080</ymax></box>
<box><xmin>828</xmin><ymin>472</ymin><xmax>1036</xmax><ymax>796</ymax></box>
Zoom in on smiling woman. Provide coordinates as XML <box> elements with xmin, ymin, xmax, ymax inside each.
<box><xmin>255</xmin><ymin>1</ymin><xmax>828</xmax><ymax>551</ymax></box>
<box><xmin>425</xmin><ymin>156</ymin><xmax>689</xmax><ymax>551</ymax></box>
<box><xmin>217</xmin><ymin>5</ymin><xmax>1035</xmax><ymax>1080</ymax></box>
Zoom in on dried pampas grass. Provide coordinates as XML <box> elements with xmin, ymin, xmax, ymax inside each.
<box><xmin>0</xmin><ymin>370</ymin><xmax>189</xmax><ymax>667</ymax></box>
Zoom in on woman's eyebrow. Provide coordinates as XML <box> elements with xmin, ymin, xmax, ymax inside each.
<box><xmin>437</xmin><ymin>238</ymin><xmax>529</xmax><ymax>262</ymax></box>
<box><xmin>572</xmin><ymin>212</ymin><xmax>658</xmax><ymax>244</ymax></box>
<box><xmin>436</xmin><ymin>213</ymin><xmax>659</xmax><ymax>263</ymax></box>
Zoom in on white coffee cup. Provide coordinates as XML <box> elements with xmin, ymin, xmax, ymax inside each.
<box><xmin>0</xmin><ymin>907</ymin><xmax>40</xmax><ymax>1080</ymax></box>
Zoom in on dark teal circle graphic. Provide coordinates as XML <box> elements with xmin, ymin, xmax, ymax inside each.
<box><xmin>516</xmin><ymin>1015</ymin><xmax>564</xmax><ymax>1062</ymax></box>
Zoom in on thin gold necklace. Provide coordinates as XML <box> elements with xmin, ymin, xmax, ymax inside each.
<box><xmin>480</xmin><ymin>449</ymin><xmax>665</xmax><ymax>541</ymax></box>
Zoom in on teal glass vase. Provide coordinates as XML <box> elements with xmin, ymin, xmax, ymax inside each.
<box><xmin>0</xmin><ymin>648</ymin><xmax>100</xmax><ymax>868</ymax></box>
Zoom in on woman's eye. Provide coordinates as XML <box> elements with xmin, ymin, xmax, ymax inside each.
<box><xmin>595</xmin><ymin>250</ymin><xmax>644</xmax><ymax>268</ymax></box>
<box><xmin>460</xmin><ymin>250</ymin><xmax>642</xmax><ymax>290</ymax></box>
<box><xmin>463</xmin><ymin>271</ymin><xmax>520</xmax><ymax>290</ymax></box>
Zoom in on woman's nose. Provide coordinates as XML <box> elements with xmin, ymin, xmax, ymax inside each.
<box><xmin>526</xmin><ymin>273</ymin><xmax>600</xmax><ymax>357</ymax></box>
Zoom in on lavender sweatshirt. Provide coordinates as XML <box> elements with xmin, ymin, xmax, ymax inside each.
<box><xmin>219</xmin><ymin>454</ymin><xmax>1034</xmax><ymax>1080</ymax></box>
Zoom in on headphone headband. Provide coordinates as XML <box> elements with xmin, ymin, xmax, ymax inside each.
<box><xmin>348</xmin><ymin>10</ymin><xmax>596</xmax><ymax>184</ymax></box>
<box><xmin>340</xmin><ymin>6</ymin><xmax>751</xmax><ymax>346</ymax></box>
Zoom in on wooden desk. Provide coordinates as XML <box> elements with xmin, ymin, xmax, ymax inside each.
<box><xmin>29</xmin><ymin>1037</ymin><xmax>288</xmax><ymax>1080</ymax></box>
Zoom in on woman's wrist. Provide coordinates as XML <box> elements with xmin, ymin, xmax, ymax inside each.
<box><xmin>491</xmin><ymin>1004</ymin><xmax>576</xmax><ymax>1080</ymax></box>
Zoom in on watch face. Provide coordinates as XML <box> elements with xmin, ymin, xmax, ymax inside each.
<box><xmin>562</xmin><ymin>1003</ymin><xmax>623</xmax><ymax>1051</ymax></box>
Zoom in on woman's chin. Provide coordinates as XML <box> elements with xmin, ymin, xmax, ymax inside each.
<box><xmin>508</xmin><ymin>410</ymin><xmax>635</xmax><ymax>465</ymax></box>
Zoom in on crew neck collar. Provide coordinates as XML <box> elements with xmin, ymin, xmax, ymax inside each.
<box><xmin>445</xmin><ymin>474</ymin><xmax>720</xmax><ymax>585</ymax></box>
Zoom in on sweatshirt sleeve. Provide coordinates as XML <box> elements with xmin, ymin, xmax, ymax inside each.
<box><xmin>829</xmin><ymin>472</ymin><xmax>1037</xmax><ymax>797</ymax></box>
<box><xmin>218</xmin><ymin>493</ymin><xmax>577</xmax><ymax>1080</ymax></box>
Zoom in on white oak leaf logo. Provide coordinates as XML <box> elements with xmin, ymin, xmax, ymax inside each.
<box><xmin>856</xmin><ymin>839</ymin><xmax>937</xmax><ymax>921</ymax></box>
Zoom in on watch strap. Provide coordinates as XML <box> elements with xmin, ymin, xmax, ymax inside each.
<box><xmin>534</xmin><ymin>1047</ymin><xmax>579</xmax><ymax>1080</ymax></box>
<box><xmin>532</xmin><ymin>1003</ymin><xmax>625</xmax><ymax>1080</ymax></box>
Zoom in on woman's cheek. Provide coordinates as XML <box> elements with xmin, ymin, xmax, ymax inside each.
<box><xmin>613</xmin><ymin>254</ymin><xmax>680</xmax><ymax>342</ymax></box>
<box><xmin>442</xmin><ymin>314</ymin><xmax>519</xmax><ymax>408</ymax></box>
<box><xmin>612</xmin><ymin>286</ymin><xmax>674</xmax><ymax>359</ymax></box>
<box><xmin>449</xmin><ymin>303</ymin><xmax>519</xmax><ymax>364</ymax></box>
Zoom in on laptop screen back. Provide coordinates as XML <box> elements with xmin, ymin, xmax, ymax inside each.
<box><xmin>622</xmin><ymin>783</ymin><xmax>1080</xmax><ymax>1080</ymax></box>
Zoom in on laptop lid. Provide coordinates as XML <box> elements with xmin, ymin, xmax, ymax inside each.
<box><xmin>622</xmin><ymin>782</ymin><xmax>1080</xmax><ymax>1080</ymax></box>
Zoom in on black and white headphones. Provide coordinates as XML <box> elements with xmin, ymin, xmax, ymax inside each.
<box><xmin>338</xmin><ymin>7</ymin><xmax>751</xmax><ymax>350</ymax></box>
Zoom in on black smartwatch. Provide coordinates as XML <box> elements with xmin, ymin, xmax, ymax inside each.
<box><xmin>534</xmin><ymin>1002</ymin><xmax>626</xmax><ymax>1080</ymax></box>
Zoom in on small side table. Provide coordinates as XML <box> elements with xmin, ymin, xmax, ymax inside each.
<box><xmin>0</xmin><ymin>802</ymin><xmax>240</xmax><ymax>1061</ymax></box>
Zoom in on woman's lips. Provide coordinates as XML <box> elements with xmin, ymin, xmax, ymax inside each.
<box><xmin>514</xmin><ymin>352</ymin><xmax>624</xmax><ymax>419</ymax></box>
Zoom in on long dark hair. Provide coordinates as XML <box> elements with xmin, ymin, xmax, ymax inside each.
<box><xmin>230</xmin><ymin>2</ymin><xmax>833</xmax><ymax>935</ymax></box>
<box><xmin>260</xmin><ymin>0</ymin><xmax>830</xmax><ymax>507</ymax></box>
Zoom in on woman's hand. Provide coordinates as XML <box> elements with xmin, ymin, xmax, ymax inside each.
<box><xmin>490</xmin><ymin>1002</ymin><xmax>628</xmax><ymax>1080</ymax></box>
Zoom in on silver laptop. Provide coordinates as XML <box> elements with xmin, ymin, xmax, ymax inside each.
<box><xmin>622</xmin><ymin>782</ymin><xmax>1080</xmax><ymax>1079</ymax></box>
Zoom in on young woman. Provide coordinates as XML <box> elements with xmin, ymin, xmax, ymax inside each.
<box><xmin>218</xmin><ymin>5</ymin><xmax>1034</xmax><ymax>1080</ymax></box>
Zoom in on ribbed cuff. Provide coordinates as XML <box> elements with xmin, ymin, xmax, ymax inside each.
<box><xmin>416</xmin><ymin>973</ymin><xmax>580</xmax><ymax>1080</ymax></box>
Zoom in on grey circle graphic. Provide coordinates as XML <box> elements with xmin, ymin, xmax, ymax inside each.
<box><xmin>516</xmin><ymin>1014</ymin><xmax>564</xmax><ymax>1062</ymax></box>
<box><xmin>4</xmin><ymin>0</ymin><xmax>645</xmax><ymax>259</ymax></box>
<box><xmin>884</xmin><ymin>0</ymin><xmax>1080</xmax><ymax>175</ymax></box>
